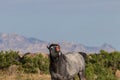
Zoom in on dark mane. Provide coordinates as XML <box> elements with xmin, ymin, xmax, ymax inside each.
<box><xmin>79</xmin><ymin>52</ymin><xmax>87</xmax><ymax>60</ymax></box>
<box><xmin>48</xmin><ymin>44</ymin><xmax>60</xmax><ymax>49</ymax></box>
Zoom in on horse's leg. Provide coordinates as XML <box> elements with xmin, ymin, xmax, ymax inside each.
<box><xmin>78</xmin><ymin>71</ymin><xmax>85</xmax><ymax>80</ymax></box>
<box><xmin>73</xmin><ymin>77</ymin><xmax>75</xmax><ymax>80</ymax></box>
<box><xmin>70</xmin><ymin>78</ymin><xmax>75</xmax><ymax>80</ymax></box>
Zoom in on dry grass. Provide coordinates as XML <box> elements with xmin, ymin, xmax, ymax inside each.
<box><xmin>1</xmin><ymin>70</ymin><xmax>119</xmax><ymax>80</ymax></box>
<box><xmin>0</xmin><ymin>70</ymin><xmax>50</xmax><ymax>80</ymax></box>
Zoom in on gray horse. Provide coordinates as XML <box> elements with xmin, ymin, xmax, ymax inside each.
<box><xmin>47</xmin><ymin>44</ymin><xmax>86</xmax><ymax>80</ymax></box>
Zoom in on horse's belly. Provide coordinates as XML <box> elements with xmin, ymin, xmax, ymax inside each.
<box><xmin>66</xmin><ymin>60</ymin><xmax>80</xmax><ymax>76</ymax></box>
<box><xmin>66</xmin><ymin>66</ymin><xmax>78</xmax><ymax>76</ymax></box>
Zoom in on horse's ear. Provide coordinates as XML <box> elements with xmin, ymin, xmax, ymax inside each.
<box><xmin>47</xmin><ymin>45</ymin><xmax>49</xmax><ymax>49</ymax></box>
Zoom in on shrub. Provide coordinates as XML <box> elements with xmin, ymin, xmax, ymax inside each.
<box><xmin>21</xmin><ymin>53</ymin><xmax>49</xmax><ymax>74</ymax></box>
<box><xmin>0</xmin><ymin>50</ymin><xmax>20</xmax><ymax>69</ymax></box>
<box><xmin>85</xmin><ymin>50</ymin><xmax>119</xmax><ymax>80</ymax></box>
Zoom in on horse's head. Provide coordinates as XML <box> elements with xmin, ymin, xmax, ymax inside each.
<box><xmin>47</xmin><ymin>44</ymin><xmax>61</xmax><ymax>58</ymax></box>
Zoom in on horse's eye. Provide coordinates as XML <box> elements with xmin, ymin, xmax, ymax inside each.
<box><xmin>50</xmin><ymin>47</ymin><xmax>54</xmax><ymax>50</ymax></box>
<box><xmin>51</xmin><ymin>47</ymin><xmax>53</xmax><ymax>49</ymax></box>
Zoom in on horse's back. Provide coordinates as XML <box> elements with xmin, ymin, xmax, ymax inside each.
<box><xmin>65</xmin><ymin>52</ymin><xmax>85</xmax><ymax>63</ymax></box>
<box><xmin>64</xmin><ymin>52</ymin><xmax>85</xmax><ymax>76</ymax></box>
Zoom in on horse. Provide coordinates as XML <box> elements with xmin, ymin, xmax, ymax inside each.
<box><xmin>47</xmin><ymin>44</ymin><xmax>86</xmax><ymax>80</ymax></box>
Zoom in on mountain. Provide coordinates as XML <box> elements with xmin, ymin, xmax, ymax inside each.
<box><xmin>0</xmin><ymin>33</ymin><xmax>48</xmax><ymax>53</ymax></box>
<box><xmin>0</xmin><ymin>33</ymin><xmax>116</xmax><ymax>54</ymax></box>
<box><xmin>58</xmin><ymin>42</ymin><xmax>116</xmax><ymax>53</ymax></box>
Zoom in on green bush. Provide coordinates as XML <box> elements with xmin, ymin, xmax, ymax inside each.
<box><xmin>21</xmin><ymin>53</ymin><xmax>49</xmax><ymax>74</ymax></box>
<box><xmin>0</xmin><ymin>50</ymin><xmax>20</xmax><ymax>69</ymax></box>
<box><xmin>0</xmin><ymin>50</ymin><xmax>49</xmax><ymax>74</ymax></box>
<box><xmin>85</xmin><ymin>50</ymin><xmax>120</xmax><ymax>80</ymax></box>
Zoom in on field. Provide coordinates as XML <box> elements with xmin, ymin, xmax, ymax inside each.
<box><xmin>0</xmin><ymin>50</ymin><xmax>120</xmax><ymax>80</ymax></box>
<box><xmin>0</xmin><ymin>70</ymin><xmax>120</xmax><ymax>80</ymax></box>
<box><xmin>0</xmin><ymin>70</ymin><xmax>50</xmax><ymax>80</ymax></box>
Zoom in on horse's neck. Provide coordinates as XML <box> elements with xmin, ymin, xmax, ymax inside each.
<box><xmin>51</xmin><ymin>52</ymin><xmax>65</xmax><ymax>65</ymax></box>
<box><xmin>51</xmin><ymin>52</ymin><xmax>66</xmax><ymax>73</ymax></box>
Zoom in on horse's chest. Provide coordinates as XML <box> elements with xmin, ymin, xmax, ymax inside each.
<box><xmin>56</xmin><ymin>61</ymin><xmax>67</xmax><ymax>75</ymax></box>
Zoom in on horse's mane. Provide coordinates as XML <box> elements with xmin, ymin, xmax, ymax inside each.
<box><xmin>79</xmin><ymin>52</ymin><xmax>87</xmax><ymax>60</ymax></box>
<box><xmin>48</xmin><ymin>44</ymin><xmax>60</xmax><ymax>49</ymax></box>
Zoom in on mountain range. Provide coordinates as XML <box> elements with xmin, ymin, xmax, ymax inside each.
<box><xmin>0</xmin><ymin>33</ymin><xmax>116</xmax><ymax>54</ymax></box>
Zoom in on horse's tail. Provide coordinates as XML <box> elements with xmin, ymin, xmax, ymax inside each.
<box><xmin>79</xmin><ymin>52</ymin><xmax>87</xmax><ymax>61</ymax></box>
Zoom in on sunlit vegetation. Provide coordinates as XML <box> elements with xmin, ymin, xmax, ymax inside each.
<box><xmin>0</xmin><ymin>50</ymin><xmax>120</xmax><ymax>80</ymax></box>
<box><xmin>85</xmin><ymin>50</ymin><xmax>120</xmax><ymax>80</ymax></box>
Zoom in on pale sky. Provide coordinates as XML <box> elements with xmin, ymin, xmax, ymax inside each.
<box><xmin>0</xmin><ymin>0</ymin><xmax>120</xmax><ymax>50</ymax></box>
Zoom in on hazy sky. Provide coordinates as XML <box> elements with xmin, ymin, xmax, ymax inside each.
<box><xmin>0</xmin><ymin>0</ymin><xmax>120</xmax><ymax>50</ymax></box>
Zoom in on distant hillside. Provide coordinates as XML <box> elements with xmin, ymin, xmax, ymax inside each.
<box><xmin>0</xmin><ymin>33</ymin><xmax>116</xmax><ymax>54</ymax></box>
<box><xmin>58</xmin><ymin>42</ymin><xmax>116</xmax><ymax>53</ymax></box>
<box><xmin>0</xmin><ymin>33</ymin><xmax>48</xmax><ymax>53</ymax></box>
